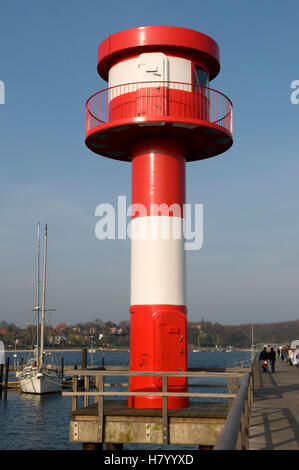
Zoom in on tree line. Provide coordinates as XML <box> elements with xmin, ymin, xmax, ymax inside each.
<box><xmin>1</xmin><ymin>318</ymin><xmax>299</xmax><ymax>349</ymax></box>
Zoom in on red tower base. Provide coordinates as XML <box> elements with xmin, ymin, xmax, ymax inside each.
<box><xmin>129</xmin><ymin>305</ymin><xmax>189</xmax><ymax>409</ymax></box>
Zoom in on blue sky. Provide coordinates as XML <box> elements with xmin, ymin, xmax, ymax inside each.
<box><xmin>0</xmin><ymin>0</ymin><xmax>298</xmax><ymax>327</ymax></box>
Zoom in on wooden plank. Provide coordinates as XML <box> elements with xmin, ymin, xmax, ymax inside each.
<box><xmin>72</xmin><ymin>415</ymin><xmax>227</xmax><ymax>425</ymax></box>
<box><xmin>71</xmin><ymin>400</ymin><xmax>229</xmax><ymax>419</ymax></box>
<box><xmin>70</xmin><ymin>419</ymin><xmax>225</xmax><ymax>446</ymax></box>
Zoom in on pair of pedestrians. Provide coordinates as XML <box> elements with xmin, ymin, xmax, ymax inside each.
<box><xmin>259</xmin><ymin>347</ymin><xmax>276</xmax><ymax>372</ymax></box>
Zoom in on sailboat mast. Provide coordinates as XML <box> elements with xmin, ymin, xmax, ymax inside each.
<box><xmin>36</xmin><ymin>222</ymin><xmax>41</xmax><ymax>366</ymax></box>
<box><xmin>40</xmin><ymin>224</ymin><xmax>48</xmax><ymax>367</ymax></box>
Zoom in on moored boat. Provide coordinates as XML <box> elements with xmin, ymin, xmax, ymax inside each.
<box><xmin>16</xmin><ymin>223</ymin><xmax>62</xmax><ymax>394</ymax></box>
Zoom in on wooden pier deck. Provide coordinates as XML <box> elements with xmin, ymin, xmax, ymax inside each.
<box><xmin>64</xmin><ymin>368</ymin><xmax>251</xmax><ymax>449</ymax></box>
<box><xmin>71</xmin><ymin>400</ymin><xmax>228</xmax><ymax>447</ymax></box>
<box><xmin>249</xmin><ymin>359</ymin><xmax>299</xmax><ymax>450</ymax></box>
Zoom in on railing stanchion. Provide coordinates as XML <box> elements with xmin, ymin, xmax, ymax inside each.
<box><xmin>72</xmin><ymin>375</ymin><xmax>78</xmax><ymax>411</ymax></box>
<box><xmin>228</xmin><ymin>377</ymin><xmax>234</xmax><ymax>409</ymax></box>
<box><xmin>84</xmin><ymin>375</ymin><xmax>90</xmax><ymax>407</ymax></box>
<box><xmin>96</xmin><ymin>374</ymin><xmax>104</xmax><ymax>443</ymax></box>
<box><xmin>162</xmin><ymin>375</ymin><xmax>169</xmax><ymax>445</ymax></box>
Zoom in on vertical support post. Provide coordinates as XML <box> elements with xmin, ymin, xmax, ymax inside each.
<box><xmin>162</xmin><ymin>375</ymin><xmax>169</xmax><ymax>444</ymax></box>
<box><xmin>249</xmin><ymin>373</ymin><xmax>253</xmax><ymax>406</ymax></box>
<box><xmin>228</xmin><ymin>377</ymin><xmax>233</xmax><ymax>409</ymax></box>
<box><xmin>106</xmin><ymin>444</ymin><xmax>124</xmax><ymax>450</ymax></box>
<box><xmin>96</xmin><ymin>374</ymin><xmax>104</xmax><ymax>443</ymax></box>
<box><xmin>61</xmin><ymin>357</ymin><xmax>64</xmax><ymax>379</ymax></box>
<box><xmin>0</xmin><ymin>363</ymin><xmax>3</xmax><ymax>399</ymax></box>
<box><xmin>129</xmin><ymin>140</ymin><xmax>188</xmax><ymax>411</ymax></box>
<box><xmin>82</xmin><ymin>443</ymin><xmax>103</xmax><ymax>450</ymax></box>
<box><xmin>245</xmin><ymin>387</ymin><xmax>250</xmax><ymax>446</ymax></box>
<box><xmin>240</xmin><ymin>406</ymin><xmax>246</xmax><ymax>450</ymax></box>
<box><xmin>4</xmin><ymin>356</ymin><xmax>9</xmax><ymax>399</ymax></box>
<box><xmin>84</xmin><ymin>375</ymin><xmax>90</xmax><ymax>407</ymax></box>
<box><xmin>72</xmin><ymin>375</ymin><xmax>78</xmax><ymax>411</ymax></box>
<box><xmin>81</xmin><ymin>348</ymin><xmax>87</xmax><ymax>369</ymax></box>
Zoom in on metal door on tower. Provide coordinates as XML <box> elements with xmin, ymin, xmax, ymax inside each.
<box><xmin>137</xmin><ymin>53</ymin><xmax>168</xmax><ymax>117</ymax></box>
<box><xmin>153</xmin><ymin>310</ymin><xmax>187</xmax><ymax>389</ymax></box>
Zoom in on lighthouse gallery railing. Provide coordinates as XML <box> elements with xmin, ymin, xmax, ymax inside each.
<box><xmin>86</xmin><ymin>81</ymin><xmax>233</xmax><ymax>136</ymax></box>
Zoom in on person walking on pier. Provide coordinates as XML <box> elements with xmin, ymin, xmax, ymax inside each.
<box><xmin>268</xmin><ymin>347</ymin><xmax>276</xmax><ymax>373</ymax></box>
<box><xmin>259</xmin><ymin>347</ymin><xmax>269</xmax><ymax>372</ymax></box>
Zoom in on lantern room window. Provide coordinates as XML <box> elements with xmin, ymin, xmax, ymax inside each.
<box><xmin>192</xmin><ymin>65</ymin><xmax>209</xmax><ymax>90</ymax></box>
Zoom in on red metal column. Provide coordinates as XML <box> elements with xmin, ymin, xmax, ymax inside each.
<box><xmin>129</xmin><ymin>138</ymin><xmax>189</xmax><ymax>409</ymax></box>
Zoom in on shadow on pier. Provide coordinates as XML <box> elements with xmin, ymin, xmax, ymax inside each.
<box><xmin>249</xmin><ymin>359</ymin><xmax>299</xmax><ymax>450</ymax></box>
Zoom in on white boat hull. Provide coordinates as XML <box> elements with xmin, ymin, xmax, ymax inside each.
<box><xmin>17</xmin><ymin>370</ymin><xmax>62</xmax><ymax>394</ymax></box>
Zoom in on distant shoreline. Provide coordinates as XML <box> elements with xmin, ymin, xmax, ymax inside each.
<box><xmin>5</xmin><ymin>348</ymin><xmax>130</xmax><ymax>353</ymax></box>
<box><xmin>5</xmin><ymin>347</ymin><xmax>252</xmax><ymax>353</ymax></box>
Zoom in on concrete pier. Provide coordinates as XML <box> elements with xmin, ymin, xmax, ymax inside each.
<box><xmin>249</xmin><ymin>359</ymin><xmax>299</xmax><ymax>450</ymax></box>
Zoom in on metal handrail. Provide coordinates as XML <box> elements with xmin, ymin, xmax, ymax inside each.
<box><xmin>86</xmin><ymin>81</ymin><xmax>233</xmax><ymax>107</ymax></box>
<box><xmin>213</xmin><ymin>358</ymin><xmax>256</xmax><ymax>450</ymax></box>
<box><xmin>86</xmin><ymin>81</ymin><xmax>233</xmax><ymax>136</ymax></box>
<box><xmin>213</xmin><ymin>373</ymin><xmax>251</xmax><ymax>450</ymax></box>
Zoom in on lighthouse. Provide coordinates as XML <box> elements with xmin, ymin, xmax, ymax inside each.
<box><xmin>86</xmin><ymin>26</ymin><xmax>233</xmax><ymax>409</ymax></box>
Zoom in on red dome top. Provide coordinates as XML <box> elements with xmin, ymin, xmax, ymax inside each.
<box><xmin>97</xmin><ymin>26</ymin><xmax>220</xmax><ymax>81</ymax></box>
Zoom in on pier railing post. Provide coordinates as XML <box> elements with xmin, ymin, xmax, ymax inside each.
<box><xmin>81</xmin><ymin>348</ymin><xmax>87</xmax><ymax>370</ymax></box>
<box><xmin>228</xmin><ymin>377</ymin><xmax>233</xmax><ymax>409</ymax></box>
<box><xmin>84</xmin><ymin>375</ymin><xmax>90</xmax><ymax>407</ymax></box>
<box><xmin>162</xmin><ymin>375</ymin><xmax>169</xmax><ymax>445</ymax></box>
<box><xmin>245</xmin><ymin>391</ymin><xmax>249</xmax><ymax>449</ymax></box>
<box><xmin>4</xmin><ymin>356</ymin><xmax>9</xmax><ymax>399</ymax></box>
<box><xmin>96</xmin><ymin>374</ymin><xmax>104</xmax><ymax>443</ymax></box>
<box><xmin>61</xmin><ymin>357</ymin><xmax>64</xmax><ymax>379</ymax></box>
<box><xmin>241</xmin><ymin>405</ymin><xmax>246</xmax><ymax>450</ymax></box>
<box><xmin>0</xmin><ymin>363</ymin><xmax>3</xmax><ymax>399</ymax></box>
<box><xmin>72</xmin><ymin>375</ymin><xmax>78</xmax><ymax>411</ymax></box>
<box><xmin>249</xmin><ymin>373</ymin><xmax>253</xmax><ymax>407</ymax></box>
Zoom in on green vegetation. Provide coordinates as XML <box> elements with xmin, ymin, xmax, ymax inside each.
<box><xmin>188</xmin><ymin>319</ymin><xmax>299</xmax><ymax>348</ymax></box>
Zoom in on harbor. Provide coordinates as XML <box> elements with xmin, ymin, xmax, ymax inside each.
<box><xmin>0</xmin><ymin>349</ymin><xmax>250</xmax><ymax>450</ymax></box>
<box><xmin>2</xmin><ymin>346</ymin><xmax>299</xmax><ymax>450</ymax></box>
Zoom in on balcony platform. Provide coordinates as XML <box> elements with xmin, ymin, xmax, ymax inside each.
<box><xmin>85</xmin><ymin>82</ymin><xmax>233</xmax><ymax>162</ymax></box>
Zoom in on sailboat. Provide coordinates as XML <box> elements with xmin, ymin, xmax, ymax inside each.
<box><xmin>16</xmin><ymin>223</ymin><xmax>62</xmax><ymax>394</ymax></box>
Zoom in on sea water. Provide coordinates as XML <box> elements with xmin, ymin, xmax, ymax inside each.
<box><xmin>0</xmin><ymin>350</ymin><xmax>251</xmax><ymax>450</ymax></box>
